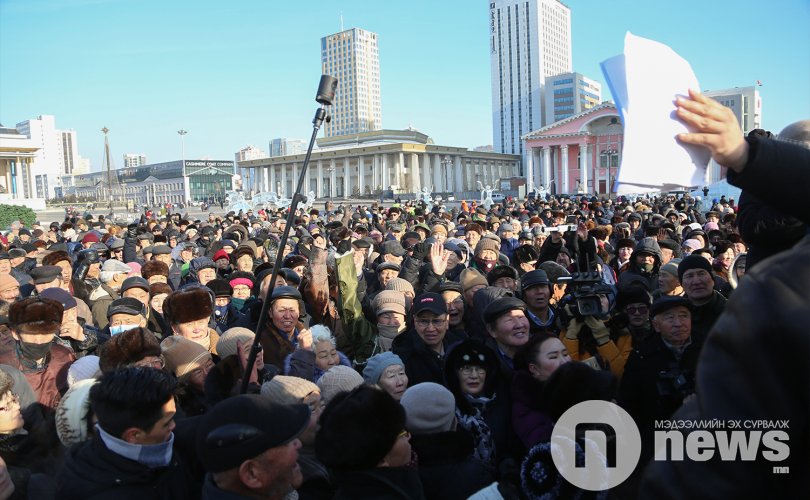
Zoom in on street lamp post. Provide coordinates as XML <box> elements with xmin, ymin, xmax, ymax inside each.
<box><xmin>178</xmin><ymin>129</ymin><xmax>188</xmax><ymax>204</ymax></box>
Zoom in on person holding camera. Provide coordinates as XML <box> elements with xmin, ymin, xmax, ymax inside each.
<box><xmin>618</xmin><ymin>296</ymin><xmax>704</xmax><ymax>464</ymax></box>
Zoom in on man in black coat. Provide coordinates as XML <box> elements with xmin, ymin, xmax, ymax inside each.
<box><xmin>618</xmin><ymin>296</ymin><xmax>704</xmax><ymax>464</ymax></box>
<box><xmin>677</xmin><ymin>255</ymin><xmax>726</xmax><ymax>340</ymax></box>
<box><xmin>392</xmin><ymin>293</ymin><xmax>465</xmax><ymax>386</ymax></box>
<box><xmin>57</xmin><ymin>367</ymin><xmax>201</xmax><ymax>499</ymax></box>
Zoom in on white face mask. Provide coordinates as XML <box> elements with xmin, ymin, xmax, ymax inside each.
<box><xmin>110</xmin><ymin>324</ymin><xmax>140</xmax><ymax>336</ymax></box>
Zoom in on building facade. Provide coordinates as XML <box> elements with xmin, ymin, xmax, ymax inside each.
<box><xmin>321</xmin><ymin>27</ymin><xmax>382</xmax><ymax>138</ymax></box>
<box><xmin>544</xmin><ymin>72</ymin><xmax>601</xmax><ymax>124</ymax></box>
<box><xmin>490</xmin><ymin>0</ymin><xmax>572</xmax><ymax>160</ymax></box>
<box><xmin>123</xmin><ymin>154</ymin><xmax>147</xmax><ymax>168</ymax></box>
<box><xmin>269</xmin><ymin>138</ymin><xmax>305</xmax><ymax>157</ymax></box>
<box><xmin>704</xmin><ymin>86</ymin><xmax>762</xmax><ymax>182</ymax></box>
<box><xmin>0</xmin><ymin>125</ymin><xmax>39</xmax><ymax>206</ymax></box>
<box><xmin>236</xmin><ymin>145</ymin><xmax>267</xmax><ymax>193</ymax></box>
<box><xmin>523</xmin><ymin>103</ymin><xmax>623</xmax><ymax>196</ymax></box>
<box><xmin>239</xmin><ymin>129</ymin><xmax>520</xmax><ymax>199</ymax></box>
<box><xmin>15</xmin><ymin>115</ymin><xmax>79</xmax><ymax>199</ymax></box>
<box><xmin>68</xmin><ymin>160</ymin><xmax>235</xmax><ymax>205</ymax></box>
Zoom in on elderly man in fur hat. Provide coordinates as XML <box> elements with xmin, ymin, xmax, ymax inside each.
<box><xmin>162</xmin><ymin>286</ymin><xmax>219</xmax><ymax>354</ymax></box>
<box><xmin>0</xmin><ymin>297</ymin><xmax>75</xmax><ymax>410</ymax></box>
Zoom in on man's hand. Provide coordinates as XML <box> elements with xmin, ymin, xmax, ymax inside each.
<box><xmin>313</xmin><ymin>236</ymin><xmax>327</xmax><ymax>250</ymax></box>
<box><xmin>237</xmin><ymin>339</ymin><xmax>263</xmax><ymax>386</ymax></box>
<box><xmin>429</xmin><ymin>241</ymin><xmax>450</xmax><ymax>276</ymax></box>
<box><xmin>60</xmin><ymin>322</ymin><xmax>85</xmax><ymax>342</ymax></box>
<box><xmin>675</xmin><ymin>89</ymin><xmax>749</xmax><ymax>173</ymax></box>
<box><xmin>297</xmin><ymin>328</ymin><xmax>313</xmax><ymax>350</ymax></box>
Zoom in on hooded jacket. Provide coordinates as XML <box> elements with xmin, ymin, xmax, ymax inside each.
<box><xmin>617</xmin><ymin>237</ymin><xmax>662</xmax><ymax>292</ymax></box>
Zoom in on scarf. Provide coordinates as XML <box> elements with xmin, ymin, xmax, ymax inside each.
<box><xmin>97</xmin><ymin>424</ymin><xmax>174</xmax><ymax>469</ymax></box>
<box><xmin>456</xmin><ymin>393</ymin><xmax>497</xmax><ymax>467</ymax></box>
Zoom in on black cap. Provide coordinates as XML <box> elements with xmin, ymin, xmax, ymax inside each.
<box><xmin>270</xmin><ymin>285</ymin><xmax>302</xmax><ymax>302</ymax></box>
<box><xmin>380</xmin><ymin>240</ymin><xmax>406</xmax><ymax>257</ymax></box>
<box><xmin>376</xmin><ymin>262</ymin><xmax>401</xmax><ymax>273</ymax></box>
<box><xmin>29</xmin><ymin>265</ymin><xmax>63</xmax><ymax>285</ymax></box>
<box><xmin>483</xmin><ymin>297</ymin><xmax>527</xmax><ymax>323</ymax></box>
<box><xmin>351</xmin><ymin>238</ymin><xmax>372</xmax><ymax>249</ymax></box>
<box><xmin>650</xmin><ymin>296</ymin><xmax>692</xmax><ymax>318</ymax></box>
<box><xmin>108</xmin><ymin>239</ymin><xmax>125</xmax><ymax>250</ymax></box>
<box><xmin>39</xmin><ymin>287</ymin><xmax>77</xmax><ymax>310</ymax></box>
<box><xmin>438</xmin><ymin>281</ymin><xmax>464</xmax><ymax>294</ymax></box>
<box><xmin>206</xmin><ymin>279</ymin><xmax>233</xmax><ymax>298</ymax></box>
<box><xmin>411</xmin><ymin>292</ymin><xmax>447</xmax><ymax>316</ymax></box>
<box><xmin>521</xmin><ymin>269</ymin><xmax>550</xmax><ymax>291</ymax></box>
<box><xmin>8</xmin><ymin>248</ymin><xmax>25</xmax><ymax>259</ymax></box>
<box><xmin>121</xmin><ymin>276</ymin><xmax>150</xmax><ymax>294</ymax></box>
<box><xmin>196</xmin><ymin>394</ymin><xmax>310</xmax><ymax>473</ymax></box>
<box><xmin>107</xmin><ymin>297</ymin><xmax>147</xmax><ymax>319</ymax></box>
<box><xmin>152</xmin><ymin>245</ymin><xmax>172</xmax><ymax>255</ymax></box>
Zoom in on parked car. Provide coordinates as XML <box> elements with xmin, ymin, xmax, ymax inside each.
<box><xmin>491</xmin><ymin>193</ymin><xmax>506</xmax><ymax>203</ymax></box>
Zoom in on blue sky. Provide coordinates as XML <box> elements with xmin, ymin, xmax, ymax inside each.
<box><xmin>1</xmin><ymin>0</ymin><xmax>807</xmax><ymax>171</ymax></box>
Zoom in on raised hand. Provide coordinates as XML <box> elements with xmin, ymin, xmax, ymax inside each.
<box><xmin>429</xmin><ymin>241</ymin><xmax>450</xmax><ymax>276</ymax></box>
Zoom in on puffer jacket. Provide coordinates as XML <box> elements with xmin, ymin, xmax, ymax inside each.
<box><xmin>617</xmin><ymin>237</ymin><xmax>662</xmax><ymax>292</ymax></box>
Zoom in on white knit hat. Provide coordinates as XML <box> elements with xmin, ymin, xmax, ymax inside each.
<box><xmin>216</xmin><ymin>327</ymin><xmax>255</xmax><ymax>359</ymax></box>
<box><xmin>67</xmin><ymin>355</ymin><xmax>101</xmax><ymax>387</ymax></box>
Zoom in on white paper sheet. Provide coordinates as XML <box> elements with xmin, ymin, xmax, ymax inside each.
<box><xmin>601</xmin><ymin>32</ymin><xmax>711</xmax><ymax>194</ymax></box>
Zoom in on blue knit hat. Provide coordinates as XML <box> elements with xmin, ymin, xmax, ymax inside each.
<box><xmin>362</xmin><ymin>352</ymin><xmax>404</xmax><ymax>385</ymax></box>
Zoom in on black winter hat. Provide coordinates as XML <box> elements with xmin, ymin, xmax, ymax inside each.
<box><xmin>316</xmin><ymin>386</ymin><xmax>404</xmax><ymax>470</ymax></box>
<box><xmin>677</xmin><ymin>254</ymin><xmax>713</xmax><ymax>283</ymax></box>
<box><xmin>196</xmin><ymin>394</ymin><xmax>309</xmax><ymax>473</ymax></box>
<box><xmin>206</xmin><ymin>279</ymin><xmax>233</xmax><ymax>298</ymax></box>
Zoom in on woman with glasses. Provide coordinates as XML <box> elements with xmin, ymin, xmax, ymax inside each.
<box><xmin>443</xmin><ymin>340</ymin><xmax>516</xmax><ymax>473</ymax></box>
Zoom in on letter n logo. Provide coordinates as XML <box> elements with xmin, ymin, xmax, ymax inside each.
<box><xmin>575</xmin><ymin>422</ymin><xmax>618</xmax><ymax>467</ymax></box>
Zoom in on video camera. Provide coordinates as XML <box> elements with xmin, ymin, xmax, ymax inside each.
<box><xmin>656</xmin><ymin>364</ymin><xmax>694</xmax><ymax>399</ymax></box>
<box><xmin>558</xmin><ymin>270</ymin><xmax>605</xmax><ymax>317</ymax></box>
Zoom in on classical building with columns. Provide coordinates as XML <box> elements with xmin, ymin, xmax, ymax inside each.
<box><xmin>0</xmin><ymin>125</ymin><xmax>42</xmax><ymax>208</ymax></box>
<box><xmin>239</xmin><ymin>129</ymin><xmax>520</xmax><ymax>199</ymax></box>
<box><xmin>523</xmin><ymin>103</ymin><xmax>624</xmax><ymax>196</ymax></box>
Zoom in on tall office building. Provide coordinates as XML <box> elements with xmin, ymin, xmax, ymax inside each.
<box><xmin>703</xmin><ymin>86</ymin><xmax>762</xmax><ymax>182</ymax></box>
<box><xmin>544</xmin><ymin>72</ymin><xmax>601</xmax><ymax>124</ymax></box>
<box><xmin>321</xmin><ymin>27</ymin><xmax>382</xmax><ymax>138</ymax></box>
<box><xmin>15</xmin><ymin>114</ymin><xmax>79</xmax><ymax>199</ymax></box>
<box><xmin>490</xmin><ymin>0</ymin><xmax>572</xmax><ymax>159</ymax></box>
<box><xmin>269</xmin><ymin>138</ymin><xmax>306</xmax><ymax>157</ymax></box>
<box><xmin>123</xmin><ymin>154</ymin><xmax>147</xmax><ymax>168</ymax></box>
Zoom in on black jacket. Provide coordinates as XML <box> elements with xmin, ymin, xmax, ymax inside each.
<box><xmin>56</xmin><ymin>433</ymin><xmax>200</xmax><ymax>500</ymax></box>
<box><xmin>391</xmin><ymin>329</ymin><xmax>464</xmax><ymax>386</ymax></box>
<box><xmin>640</xmin><ymin>233</ymin><xmax>810</xmax><ymax>500</ymax></box>
<box><xmin>689</xmin><ymin>290</ymin><xmax>726</xmax><ymax>341</ymax></box>
<box><xmin>409</xmin><ymin>429</ymin><xmax>493</xmax><ymax>500</ymax></box>
<box><xmin>329</xmin><ymin>467</ymin><xmax>426</xmax><ymax>500</ymax></box>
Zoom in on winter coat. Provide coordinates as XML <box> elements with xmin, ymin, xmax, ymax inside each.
<box><xmin>329</xmin><ymin>467</ymin><xmax>426</xmax><ymax>500</ymax></box>
<box><xmin>284</xmin><ymin>349</ymin><xmax>352</xmax><ymax>382</ymax></box>
<box><xmin>617</xmin><ymin>237</ymin><xmax>663</xmax><ymax>292</ymax></box>
<box><xmin>258</xmin><ymin>320</ymin><xmax>305</xmax><ymax>371</ymax></box>
<box><xmin>640</xmin><ymin>233</ymin><xmax>810</xmax><ymax>500</ymax></box>
<box><xmin>56</xmin><ymin>434</ymin><xmax>200</xmax><ymax>500</ymax></box>
<box><xmin>391</xmin><ymin>328</ymin><xmax>465</xmax><ymax>387</ymax></box>
<box><xmin>90</xmin><ymin>283</ymin><xmax>120</xmax><ymax>330</ymax></box>
<box><xmin>510</xmin><ymin>370</ymin><xmax>555</xmax><ymax>451</ymax></box>
<box><xmin>409</xmin><ymin>429</ymin><xmax>493</xmax><ymax>500</ymax></box>
<box><xmin>0</xmin><ymin>342</ymin><xmax>74</xmax><ymax>411</ymax></box>
<box><xmin>689</xmin><ymin>290</ymin><xmax>727</xmax><ymax>341</ymax></box>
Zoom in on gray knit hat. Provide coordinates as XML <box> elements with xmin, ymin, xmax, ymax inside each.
<box><xmin>317</xmin><ymin>365</ymin><xmax>364</xmax><ymax>406</ymax></box>
<box><xmin>363</xmin><ymin>352</ymin><xmax>405</xmax><ymax>385</ymax></box>
<box><xmin>67</xmin><ymin>355</ymin><xmax>101</xmax><ymax>387</ymax></box>
<box><xmin>385</xmin><ymin>277</ymin><xmax>414</xmax><ymax>295</ymax></box>
<box><xmin>373</xmin><ymin>290</ymin><xmax>406</xmax><ymax>316</ymax></box>
<box><xmin>216</xmin><ymin>327</ymin><xmax>255</xmax><ymax>359</ymax></box>
<box><xmin>475</xmin><ymin>237</ymin><xmax>501</xmax><ymax>257</ymax></box>
<box><xmin>400</xmin><ymin>382</ymin><xmax>456</xmax><ymax>435</ymax></box>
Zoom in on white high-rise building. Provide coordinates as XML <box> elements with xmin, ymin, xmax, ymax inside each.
<box><xmin>235</xmin><ymin>145</ymin><xmax>268</xmax><ymax>193</ymax></box>
<box><xmin>123</xmin><ymin>154</ymin><xmax>147</xmax><ymax>168</ymax></box>
<box><xmin>269</xmin><ymin>138</ymin><xmax>306</xmax><ymax>157</ymax></box>
<box><xmin>490</xmin><ymin>0</ymin><xmax>572</xmax><ymax>159</ymax></box>
<box><xmin>321</xmin><ymin>27</ymin><xmax>382</xmax><ymax>138</ymax></box>
<box><xmin>15</xmin><ymin>115</ymin><xmax>79</xmax><ymax>199</ymax></box>
<box><xmin>703</xmin><ymin>86</ymin><xmax>762</xmax><ymax>182</ymax></box>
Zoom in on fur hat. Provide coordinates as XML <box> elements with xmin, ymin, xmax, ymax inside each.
<box><xmin>216</xmin><ymin>327</ymin><xmax>255</xmax><ymax>359</ymax></box>
<box><xmin>0</xmin><ymin>369</ymin><xmax>12</xmax><ymax>399</ymax></box>
<box><xmin>260</xmin><ymin>375</ymin><xmax>319</xmax><ymax>405</ymax></box>
<box><xmin>9</xmin><ymin>297</ymin><xmax>62</xmax><ymax>335</ymax></box>
<box><xmin>149</xmin><ymin>282</ymin><xmax>173</xmax><ymax>299</ymax></box>
<box><xmin>161</xmin><ymin>336</ymin><xmax>212</xmax><ymax>382</ymax></box>
<box><xmin>42</xmin><ymin>250</ymin><xmax>71</xmax><ymax>266</ymax></box>
<box><xmin>55</xmin><ymin>378</ymin><xmax>98</xmax><ymax>447</ymax></box>
<box><xmin>141</xmin><ymin>260</ymin><xmax>170</xmax><ymax>280</ymax></box>
<box><xmin>163</xmin><ymin>287</ymin><xmax>213</xmax><ymax>324</ymax></box>
<box><xmin>400</xmin><ymin>382</ymin><xmax>456</xmax><ymax>435</ymax></box>
<box><xmin>316</xmin><ymin>385</ymin><xmax>405</xmax><ymax>470</ymax></box>
<box><xmin>317</xmin><ymin>365</ymin><xmax>364</xmax><ymax>406</ymax></box>
<box><xmin>98</xmin><ymin>327</ymin><xmax>161</xmax><ymax>373</ymax></box>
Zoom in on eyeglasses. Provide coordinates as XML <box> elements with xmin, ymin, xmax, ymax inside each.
<box><xmin>460</xmin><ymin>366</ymin><xmax>486</xmax><ymax>376</ymax></box>
<box><xmin>398</xmin><ymin>429</ymin><xmax>410</xmax><ymax>439</ymax></box>
<box><xmin>415</xmin><ymin>318</ymin><xmax>446</xmax><ymax>328</ymax></box>
<box><xmin>625</xmin><ymin>305</ymin><xmax>649</xmax><ymax>315</ymax></box>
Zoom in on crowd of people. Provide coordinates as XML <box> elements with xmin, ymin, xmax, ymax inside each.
<box><xmin>0</xmin><ymin>93</ymin><xmax>806</xmax><ymax>499</ymax></box>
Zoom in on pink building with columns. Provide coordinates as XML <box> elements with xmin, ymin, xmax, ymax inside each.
<box><xmin>523</xmin><ymin>103</ymin><xmax>624</xmax><ymax>196</ymax></box>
